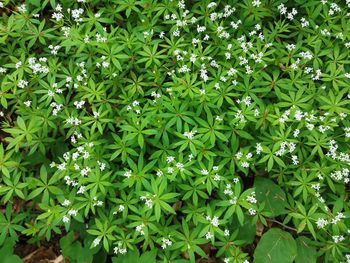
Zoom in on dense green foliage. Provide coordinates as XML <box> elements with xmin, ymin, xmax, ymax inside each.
<box><xmin>1</xmin><ymin>0</ymin><xmax>350</xmax><ymax>262</ymax></box>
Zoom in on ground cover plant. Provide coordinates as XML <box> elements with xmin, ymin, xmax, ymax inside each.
<box><xmin>0</xmin><ymin>0</ymin><xmax>350</xmax><ymax>262</ymax></box>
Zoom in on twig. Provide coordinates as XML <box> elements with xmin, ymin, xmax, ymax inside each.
<box><xmin>50</xmin><ymin>255</ymin><xmax>65</xmax><ymax>263</ymax></box>
<box><xmin>267</xmin><ymin>219</ymin><xmax>298</xmax><ymax>232</ymax></box>
<box><xmin>22</xmin><ymin>249</ymin><xmax>39</xmax><ymax>262</ymax></box>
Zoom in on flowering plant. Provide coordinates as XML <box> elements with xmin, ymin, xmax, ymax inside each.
<box><xmin>0</xmin><ymin>0</ymin><xmax>350</xmax><ymax>262</ymax></box>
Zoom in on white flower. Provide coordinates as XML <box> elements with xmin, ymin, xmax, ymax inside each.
<box><xmin>213</xmin><ymin>174</ymin><xmax>220</xmax><ymax>181</ymax></box>
<box><xmin>63</xmin><ymin>199</ymin><xmax>71</xmax><ymax>207</ymax></box>
<box><xmin>161</xmin><ymin>238</ymin><xmax>172</xmax><ymax>249</ymax></box>
<box><xmin>205</xmin><ymin>232</ymin><xmax>213</xmax><ymax>239</ymax></box>
<box><xmin>241</xmin><ymin>161</ymin><xmax>249</xmax><ymax>168</ymax></box>
<box><xmin>252</xmin><ymin>0</ymin><xmax>261</xmax><ymax>7</ymax></box>
<box><xmin>224</xmin><ymin>229</ymin><xmax>230</xmax><ymax>236</ymax></box>
<box><xmin>92</xmin><ymin>238</ymin><xmax>101</xmax><ymax>247</ymax></box>
<box><xmin>18</xmin><ymin>4</ymin><xmax>27</xmax><ymax>13</ymax></box>
<box><xmin>248</xmin><ymin>208</ymin><xmax>256</xmax><ymax>215</ymax></box>
<box><xmin>247</xmin><ymin>192</ymin><xmax>257</xmax><ymax>204</ymax></box>
<box><xmin>201</xmin><ymin>169</ymin><xmax>209</xmax><ymax>175</ymax></box>
<box><xmin>68</xmin><ymin>209</ymin><xmax>77</xmax><ymax>216</ymax></box>
<box><xmin>316</xmin><ymin>218</ymin><xmax>328</xmax><ymax>229</ymax></box>
<box><xmin>292</xmin><ymin>155</ymin><xmax>299</xmax><ymax>165</ymax></box>
<box><xmin>136</xmin><ymin>223</ymin><xmax>145</xmax><ymax>235</ymax></box>
<box><xmin>24</xmin><ymin>100</ymin><xmax>32</xmax><ymax>107</ymax></box>
<box><xmin>256</xmin><ymin>143</ymin><xmax>263</xmax><ymax>154</ymax></box>
<box><xmin>77</xmin><ymin>186</ymin><xmax>86</xmax><ymax>194</ymax></box>
<box><xmin>124</xmin><ymin>170</ymin><xmax>132</xmax><ymax>178</ymax></box>
<box><xmin>62</xmin><ymin>215</ymin><xmax>70</xmax><ymax>223</ymax></box>
<box><xmin>176</xmin><ymin>162</ymin><xmax>184</xmax><ymax>171</ymax></box>
<box><xmin>332</xmin><ymin>235</ymin><xmax>344</xmax><ymax>243</ymax></box>
<box><xmin>18</xmin><ymin>80</ymin><xmax>28</xmax><ymax>88</ymax></box>
<box><xmin>184</xmin><ymin>130</ymin><xmax>196</xmax><ymax>140</ymax></box>
<box><xmin>166</xmin><ymin>156</ymin><xmax>175</xmax><ymax>163</ymax></box>
<box><xmin>210</xmin><ymin>216</ymin><xmax>220</xmax><ymax>227</ymax></box>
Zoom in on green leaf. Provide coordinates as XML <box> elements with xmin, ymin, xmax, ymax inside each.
<box><xmin>138</xmin><ymin>250</ymin><xmax>157</xmax><ymax>263</ymax></box>
<box><xmin>254</xmin><ymin>177</ymin><xmax>287</xmax><ymax>217</ymax></box>
<box><xmin>254</xmin><ymin>228</ymin><xmax>297</xmax><ymax>263</ymax></box>
<box><xmin>295</xmin><ymin>237</ymin><xmax>317</xmax><ymax>263</ymax></box>
<box><xmin>0</xmin><ymin>239</ymin><xmax>23</xmax><ymax>263</ymax></box>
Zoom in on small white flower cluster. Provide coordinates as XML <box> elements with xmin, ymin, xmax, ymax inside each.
<box><xmin>311</xmin><ymin>181</ymin><xmax>327</xmax><ymax>205</ymax></box>
<box><xmin>331</xmin><ymin>212</ymin><xmax>346</xmax><ymax>225</ymax></box>
<box><xmin>246</xmin><ymin>192</ymin><xmax>257</xmax><ymax>204</ymax></box>
<box><xmin>327</xmin><ymin>140</ymin><xmax>350</xmax><ymax>166</ymax></box>
<box><xmin>291</xmin><ymin>155</ymin><xmax>299</xmax><ymax>165</ymax></box>
<box><xmin>80</xmin><ymin>166</ymin><xmax>91</xmax><ymax>177</ymax></box>
<box><xmin>18</xmin><ymin>4</ymin><xmax>27</xmax><ymax>13</ymax></box>
<box><xmin>206</xmin><ymin>215</ymin><xmax>220</xmax><ymax>227</ymax></box>
<box><xmin>316</xmin><ymin>218</ymin><xmax>328</xmax><ymax>229</ymax></box>
<box><xmin>161</xmin><ymin>237</ymin><xmax>172</xmax><ymax>249</ymax></box>
<box><xmin>252</xmin><ymin>0</ymin><xmax>261</xmax><ymax>7</ymax></box>
<box><xmin>96</xmin><ymin>33</ymin><xmax>107</xmax><ymax>43</ymax></box>
<box><xmin>74</xmin><ymin>100</ymin><xmax>85</xmax><ymax>109</ymax></box>
<box><xmin>74</xmin><ymin>182</ymin><xmax>85</xmax><ymax>194</ymax></box>
<box><xmin>184</xmin><ymin>130</ymin><xmax>196</xmax><ymax>140</ymax></box>
<box><xmin>330</xmin><ymin>168</ymin><xmax>349</xmax><ymax>183</ymax></box>
<box><xmin>248</xmin><ymin>208</ymin><xmax>256</xmax><ymax>216</ymax></box>
<box><xmin>344</xmin><ymin>127</ymin><xmax>350</xmax><ymax>138</ymax></box>
<box><xmin>235</xmin><ymin>151</ymin><xmax>253</xmax><ymax>168</ymax></box>
<box><xmin>332</xmin><ymin>235</ymin><xmax>345</xmax><ymax>243</ymax></box>
<box><xmin>97</xmin><ymin>161</ymin><xmax>106</xmax><ymax>171</ymax></box>
<box><xmin>62</xmin><ymin>26</ymin><xmax>70</xmax><ymax>38</ymax></box>
<box><xmin>162</xmin><ymin>155</ymin><xmax>187</xmax><ymax>175</ymax></box>
<box><xmin>300</xmin><ymin>17</ymin><xmax>309</xmax><ymax>28</ymax></box>
<box><xmin>328</xmin><ymin>3</ymin><xmax>341</xmax><ymax>16</ymax></box>
<box><xmin>92</xmin><ymin>196</ymin><xmax>103</xmax><ymax>207</ymax></box>
<box><xmin>256</xmin><ymin>143</ymin><xmax>263</xmax><ymax>154</ymax></box>
<box><xmin>150</xmin><ymin>91</ymin><xmax>161</xmax><ymax>103</ymax></box>
<box><xmin>62</xmin><ymin>209</ymin><xmax>78</xmax><ymax>223</ymax></box>
<box><xmin>275</xmin><ymin>141</ymin><xmax>296</xmax><ymax>157</ymax></box>
<box><xmin>69</xmin><ymin>8</ymin><xmax>84</xmax><ymax>23</ymax></box>
<box><xmin>28</xmin><ymin>57</ymin><xmax>49</xmax><ymax>74</ymax></box>
<box><xmin>286</xmin><ymin>44</ymin><xmax>296</xmax><ymax>51</ymax></box>
<box><xmin>277</xmin><ymin>4</ymin><xmax>298</xmax><ymax>20</ymax></box>
<box><xmin>52</xmin><ymin>4</ymin><xmax>63</xmax><ymax>21</ymax></box>
<box><xmin>300</xmin><ymin>51</ymin><xmax>313</xmax><ymax>60</ymax></box>
<box><xmin>136</xmin><ymin>223</ymin><xmax>145</xmax><ymax>235</ymax></box>
<box><xmin>140</xmin><ymin>194</ymin><xmax>155</xmax><ymax>209</ymax></box>
<box><xmin>113</xmin><ymin>205</ymin><xmax>125</xmax><ymax>215</ymax></box>
<box><xmin>224</xmin><ymin>183</ymin><xmax>234</xmax><ymax>196</ymax></box>
<box><xmin>114</xmin><ymin>242</ymin><xmax>127</xmax><ymax>255</ymax></box>
<box><xmin>278</xmin><ymin>109</ymin><xmax>291</xmax><ymax>124</ymax></box>
<box><xmin>49</xmin><ymin>45</ymin><xmax>61</xmax><ymax>55</ymax></box>
<box><xmin>205</xmin><ymin>231</ymin><xmax>213</xmax><ymax>240</ymax></box>
<box><xmin>96</xmin><ymin>56</ymin><xmax>110</xmax><ymax>69</ymax></box>
<box><xmin>18</xmin><ymin>79</ymin><xmax>28</xmax><ymax>88</ymax></box>
<box><xmin>235</xmin><ymin>110</ymin><xmax>246</xmax><ymax>124</ymax></box>
<box><xmin>178</xmin><ymin>64</ymin><xmax>190</xmax><ymax>73</ymax></box>
<box><xmin>92</xmin><ymin>238</ymin><xmax>100</xmax><ymax>247</ymax></box>
<box><xmin>0</xmin><ymin>66</ymin><xmax>7</xmax><ymax>73</ymax></box>
<box><xmin>124</xmin><ymin>170</ymin><xmax>132</xmax><ymax>178</ymax></box>
<box><xmin>66</xmin><ymin>116</ymin><xmax>82</xmax><ymax>126</ymax></box>
<box><xmin>306</xmin><ymin>68</ymin><xmax>321</xmax><ymax>81</ymax></box>
<box><xmin>126</xmin><ymin>100</ymin><xmax>141</xmax><ymax>114</ymax></box>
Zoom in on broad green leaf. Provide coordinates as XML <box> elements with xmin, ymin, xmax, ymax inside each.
<box><xmin>254</xmin><ymin>228</ymin><xmax>297</xmax><ymax>263</ymax></box>
<box><xmin>295</xmin><ymin>236</ymin><xmax>317</xmax><ymax>263</ymax></box>
<box><xmin>254</xmin><ymin>177</ymin><xmax>287</xmax><ymax>216</ymax></box>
